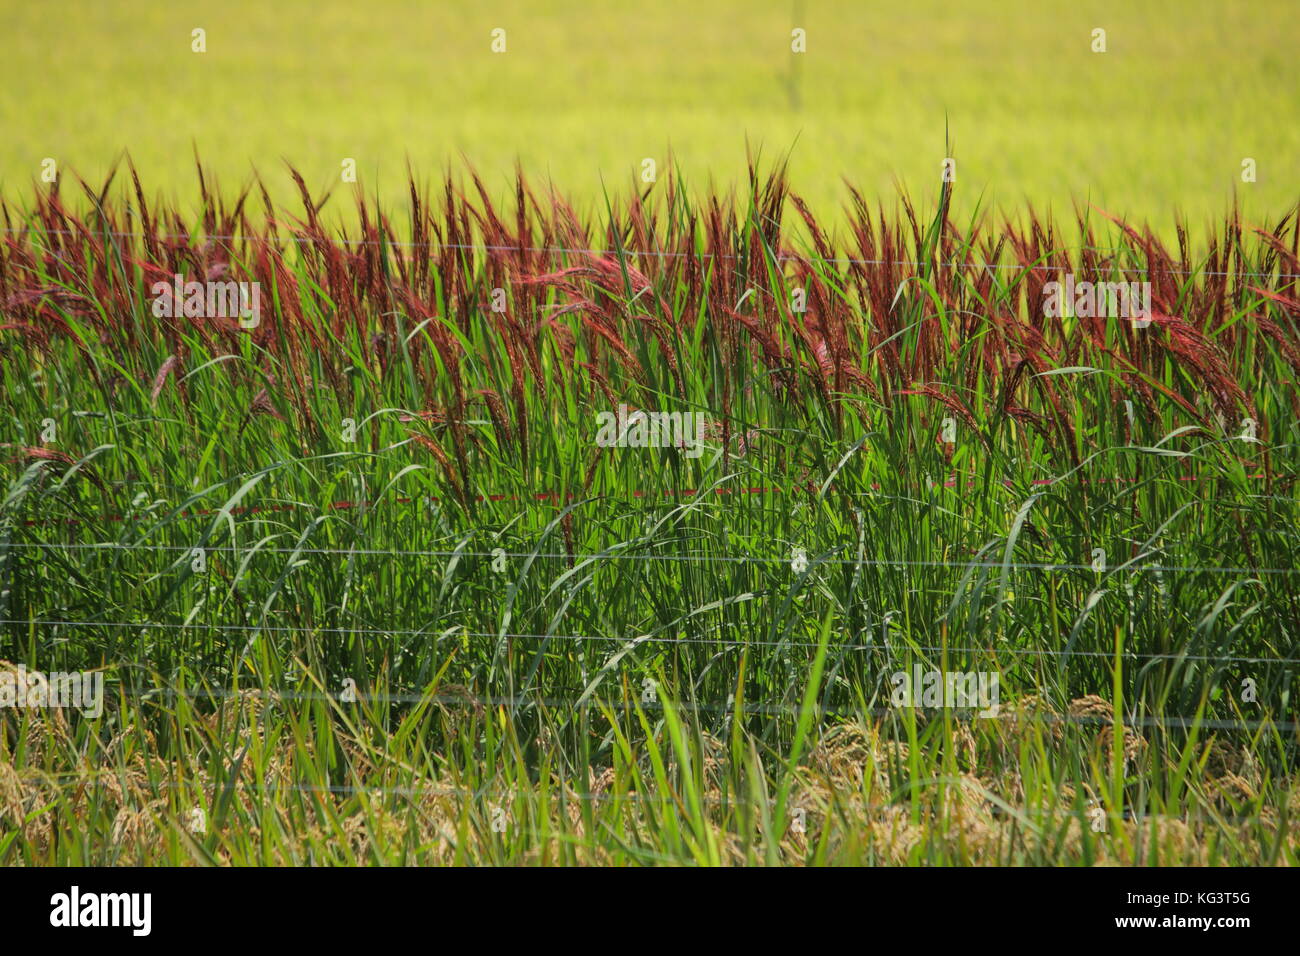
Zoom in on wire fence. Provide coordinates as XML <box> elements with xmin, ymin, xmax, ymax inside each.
<box><xmin>6</xmin><ymin>539</ymin><xmax>1299</xmax><ymax>577</ymax></box>
<box><xmin>2</xmin><ymin>618</ymin><xmax>1296</xmax><ymax>665</ymax></box>
<box><xmin>117</xmin><ymin>688</ymin><xmax>1295</xmax><ymax>731</ymax></box>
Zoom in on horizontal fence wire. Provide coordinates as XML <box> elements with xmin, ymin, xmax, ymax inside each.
<box><xmin>2</xmin><ymin>618</ymin><xmax>1296</xmax><ymax>664</ymax></box>
<box><xmin>119</xmin><ymin>688</ymin><xmax>1296</xmax><ymax>731</ymax></box>
<box><xmin>6</xmin><ymin>539</ymin><xmax>1298</xmax><ymax>576</ymax></box>
<box><xmin>5</xmin><ymin>225</ymin><xmax>1298</xmax><ymax>281</ymax></box>
<box><xmin>153</xmin><ymin>689</ymin><xmax>819</xmax><ymax>716</ymax></box>
<box><xmin>0</xmin><ymin>773</ymin><xmax>792</xmax><ymax>808</ymax></box>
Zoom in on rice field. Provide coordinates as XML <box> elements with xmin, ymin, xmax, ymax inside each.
<box><xmin>0</xmin><ymin>157</ymin><xmax>1297</xmax><ymax>865</ymax></box>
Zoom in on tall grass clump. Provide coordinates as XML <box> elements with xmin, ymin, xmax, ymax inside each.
<box><xmin>0</xmin><ymin>158</ymin><xmax>1296</xmax><ymax>864</ymax></box>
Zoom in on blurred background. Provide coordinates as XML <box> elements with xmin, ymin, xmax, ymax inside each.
<box><xmin>1</xmin><ymin>0</ymin><xmax>1295</xmax><ymax>230</ymax></box>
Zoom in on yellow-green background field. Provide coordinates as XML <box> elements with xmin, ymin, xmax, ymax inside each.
<box><xmin>1</xmin><ymin>0</ymin><xmax>1296</xmax><ymax>228</ymax></box>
